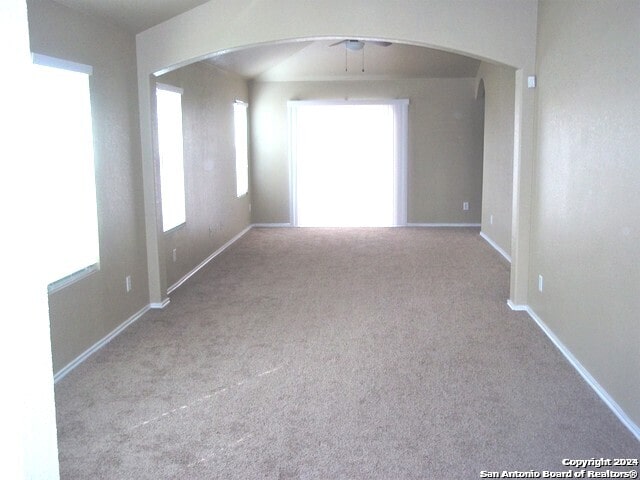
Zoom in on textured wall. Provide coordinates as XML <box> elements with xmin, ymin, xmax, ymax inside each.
<box><xmin>250</xmin><ymin>79</ymin><xmax>484</xmax><ymax>225</ymax></box>
<box><xmin>156</xmin><ymin>63</ymin><xmax>251</xmax><ymax>288</ymax></box>
<box><xmin>476</xmin><ymin>62</ymin><xmax>516</xmax><ymax>257</ymax></box>
<box><xmin>28</xmin><ymin>0</ymin><xmax>150</xmax><ymax>373</ymax></box>
<box><xmin>530</xmin><ymin>0</ymin><xmax>640</xmax><ymax>427</ymax></box>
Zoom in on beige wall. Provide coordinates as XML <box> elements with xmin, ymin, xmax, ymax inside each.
<box><xmin>531</xmin><ymin>0</ymin><xmax>640</xmax><ymax>427</ymax></box>
<box><xmin>157</xmin><ymin>63</ymin><xmax>251</xmax><ymax>288</ymax></box>
<box><xmin>250</xmin><ymin>79</ymin><xmax>484</xmax><ymax>225</ymax></box>
<box><xmin>476</xmin><ymin>62</ymin><xmax>516</xmax><ymax>256</ymax></box>
<box><xmin>28</xmin><ymin>0</ymin><xmax>149</xmax><ymax>373</ymax></box>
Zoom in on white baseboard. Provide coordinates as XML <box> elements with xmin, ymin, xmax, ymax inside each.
<box><xmin>480</xmin><ymin>231</ymin><xmax>512</xmax><ymax>263</ymax></box>
<box><xmin>252</xmin><ymin>223</ymin><xmax>292</xmax><ymax>228</ymax></box>
<box><xmin>149</xmin><ymin>298</ymin><xmax>170</xmax><ymax>309</ymax></box>
<box><xmin>406</xmin><ymin>223</ymin><xmax>481</xmax><ymax>227</ymax></box>
<box><xmin>507</xmin><ymin>299</ymin><xmax>527</xmax><ymax>311</ymax></box>
<box><xmin>53</xmin><ymin>225</ymin><xmax>253</xmax><ymax>382</ymax></box>
<box><xmin>54</xmin><ymin>304</ymin><xmax>150</xmax><ymax>383</ymax></box>
<box><xmin>167</xmin><ymin>225</ymin><xmax>253</xmax><ymax>294</ymax></box>
<box><xmin>516</xmin><ymin>304</ymin><xmax>640</xmax><ymax>442</ymax></box>
<box><xmin>254</xmin><ymin>223</ymin><xmax>480</xmax><ymax>228</ymax></box>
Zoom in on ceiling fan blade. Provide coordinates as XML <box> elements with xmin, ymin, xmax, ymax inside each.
<box><xmin>368</xmin><ymin>40</ymin><xmax>392</xmax><ymax>47</ymax></box>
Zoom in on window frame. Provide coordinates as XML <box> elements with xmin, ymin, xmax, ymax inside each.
<box><xmin>233</xmin><ymin>100</ymin><xmax>249</xmax><ymax>198</ymax></box>
<box><xmin>287</xmin><ymin>99</ymin><xmax>409</xmax><ymax>227</ymax></box>
<box><xmin>31</xmin><ymin>53</ymin><xmax>101</xmax><ymax>294</ymax></box>
<box><xmin>155</xmin><ymin>82</ymin><xmax>187</xmax><ymax>232</ymax></box>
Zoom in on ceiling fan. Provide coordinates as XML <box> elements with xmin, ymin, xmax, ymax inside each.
<box><xmin>329</xmin><ymin>39</ymin><xmax>392</xmax><ymax>51</ymax></box>
<box><xmin>329</xmin><ymin>39</ymin><xmax>392</xmax><ymax>72</ymax></box>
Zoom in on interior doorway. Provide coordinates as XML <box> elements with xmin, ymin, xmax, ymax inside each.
<box><xmin>289</xmin><ymin>100</ymin><xmax>408</xmax><ymax>227</ymax></box>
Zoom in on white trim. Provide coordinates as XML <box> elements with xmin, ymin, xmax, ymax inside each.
<box><xmin>406</xmin><ymin>223</ymin><xmax>481</xmax><ymax>228</ymax></box>
<box><xmin>480</xmin><ymin>231</ymin><xmax>512</xmax><ymax>263</ymax></box>
<box><xmin>518</xmin><ymin>305</ymin><xmax>640</xmax><ymax>442</ymax></box>
<box><xmin>507</xmin><ymin>299</ymin><xmax>527</xmax><ymax>311</ymax></box>
<box><xmin>155</xmin><ymin>82</ymin><xmax>184</xmax><ymax>95</ymax></box>
<box><xmin>167</xmin><ymin>225</ymin><xmax>252</xmax><ymax>294</ymax></box>
<box><xmin>32</xmin><ymin>53</ymin><xmax>93</xmax><ymax>75</ymax></box>
<box><xmin>47</xmin><ymin>264</ymin><xmax>99</xmax><ymax>295</ymax></box>
<box><xmin>149</xmin><ymin>298</ymin><xmax>170</xmax><ymax>309</ymax></box>
<box><xmin>252</xmin><ymin>223</ymin><xmax>293</xmax><ymax>228</ymax></box>
<box><xmin>53</xmin><ymin>305</ymin><xmax>150</xmax><ymax>383</ymax></box>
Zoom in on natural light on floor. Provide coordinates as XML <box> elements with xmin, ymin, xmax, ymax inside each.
<box><xmin>292</xmin><ymin>103</ymin><xmax>396</xmax><ymax>227</ymax></box>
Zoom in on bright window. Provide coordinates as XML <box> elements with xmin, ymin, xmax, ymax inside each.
<box><xmin>289</xmin><ymin>99</ymin><xmax>409</xmax><ymax>227</ymax></box>
<box><xmin>234</xmin><ymin>101</ymin><xmax>249</xmax><ymax>197</ymax></box>
<box><xmin>31</xmin><ymin>54</ymin><xmax>100</xmax><ymax>291</ymax></box>
<box><xmin>156</xmin><ymin>84</ymin><xmax>186</xmax><ymax>231</ymax></box>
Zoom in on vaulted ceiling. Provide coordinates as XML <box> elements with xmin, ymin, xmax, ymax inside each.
<box><xmin>51</xmin><ymin>0</ymin><xmax>481</xmax><ymax>80</ymax></box>
<box><xmin>205</xmin><ymin>40</ymin><xmax>480</xmax><ymax>81</ymax></box>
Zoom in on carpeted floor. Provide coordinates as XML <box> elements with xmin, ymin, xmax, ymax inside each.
<box><xmin>54</xmin><ymin>227</ymin><xmax>638</xmax><ymax>479</ymax></box>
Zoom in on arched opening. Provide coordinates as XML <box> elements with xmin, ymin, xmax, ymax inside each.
<box><xmin>136</xmin><ymin>2</ymin><xmax>537</xmax><ymax>315</ymax></box>
<box><xmin>148</xmin><ymin>38</ymin><xmax>496</xmax><ymax>291</ymax></box>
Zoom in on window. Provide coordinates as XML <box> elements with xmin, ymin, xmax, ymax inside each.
<box><xmin>233</xmin><ymin>100</ymin><xmax>249</xmax><ymax>197</ymax></box>
<box><xmin>31</xmin><ymin>54</ymin><xmax>100</xmax><ymax>292</ymax></box>
<box><xmin>288</xmin><ymin>99</ymin><xmax>409</xmax><ymax>227</ymax></box>
<box><xmin>156</xmin><ymin>83</ymin><xmax>186</xmax><ymax>231</ymax></box>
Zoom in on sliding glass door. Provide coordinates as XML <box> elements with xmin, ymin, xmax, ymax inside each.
<box><xmin>289</xmin><ymin>100</ymin><xmax>408</xmax><ymax>227</ymax></box>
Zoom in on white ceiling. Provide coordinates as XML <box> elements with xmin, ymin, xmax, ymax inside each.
<box><xmin>52</xmin><ymin>0</ymin><xmax>210</xmax><ymax>33</ymax></box>
<box><xmin>50</xmin><ymin>1</ymin><xmax>481</xmax><ymax>80</ymax></box>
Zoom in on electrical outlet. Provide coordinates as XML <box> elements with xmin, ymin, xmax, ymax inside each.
<box><xmin>463</xmin><ymin>202</ymin><xmax>469</xmax><ymax>211</ymax></box>
<box><xmin>490</xmin><ymin>214</ymin><xmax>494</xmax><ymax>225</ymax></box>
<box><xmin>125</xmin><ymin>275</ymin><xmax>132</xmax><ymax>293</ymax></box>
<box><xmin>538</xmin><ymin>274</ymin><xmax>544</xmax><ymax>292</ymax></box>
<box><xmin>172</xmin><ymin>248</ymin><xmax>177</xmax><ymax>262</ymax></box>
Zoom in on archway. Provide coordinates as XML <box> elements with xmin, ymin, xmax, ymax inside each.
<box><xmin>135</xmin><ymin>1</ymin><xmax>538</xmax><ymax>309</ymax></box>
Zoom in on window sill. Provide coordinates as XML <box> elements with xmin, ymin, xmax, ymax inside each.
<box><xmin>47</xmin><ymin>264</ymin><xmax>99</xmax><ymax>295</ymax></box>
<box><xmin>163</xmin><ymin>222</ymin><xmax>186</xmax><ymax>234</ymax></box>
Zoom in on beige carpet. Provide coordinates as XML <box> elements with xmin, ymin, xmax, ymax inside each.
<box><xmin>54</xmin><ymin>227</ymin><xmax>638</xmax><ymax>479</ymax></box>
